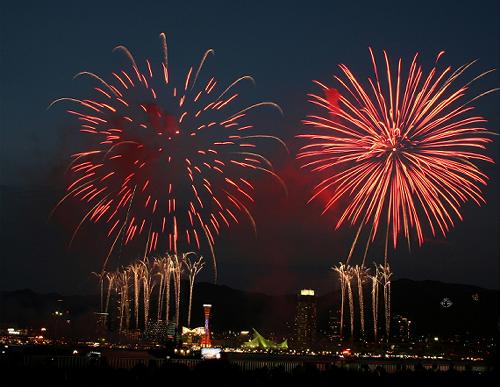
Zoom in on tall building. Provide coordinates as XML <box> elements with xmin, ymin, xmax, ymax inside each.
<box><xmin>392</xmin><ymin>314</ymin><xmax>412</xmax><ymax>342</ymax></box>
<box><xmin>200</xmin><ymin>304</ymin><xmax>212</xmax><ymax>347</ymax></box>
<box><xmin>326</xmin><ymin>308</ymin><xmax>341</xmax><ymax>342</ymax></box>
<box><xmin>295</xmin><ymin>289</ymin><xmax>317</xmax><ymax>350</ymax></box>
<box><xmin>144</xmin><ymin>320</ymin><xmax>176</xmax><ymax>343</ymax></box>
<box><xmin>94</xmin><ymin>312</ymin><xmax>109</xmax><ymax>339</ymax></box>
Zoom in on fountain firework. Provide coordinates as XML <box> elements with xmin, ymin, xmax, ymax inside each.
<box><xmin>333</xmin><ymin>263</ymin><xmax>348</xmax><ymax>338</ymax></box>
<box><xmin>183</xmin><ymin>254</ymin><xmax>205</xmax><ymax>327</ymax></box>
<box><xmin>104</xmin><ymin>271</ymin><xmax>116</xmax><ymax>316</ymax></box>
<box><xmin>94</xmin><ymin>252</ymin><xmax>204</xmax><ymax>334</ymax></box>
<box><xmin>171</xmin><ymin>253</ymin><xmax>184</xmax><ymax>328</ymax></box>
<box><xmin>333</xmin><ymin>262</ymin><xmax>390</xmax><ymax>341</ymax></box>
<box><xmin>140</xmin><ymin>258</ymin><xmax>155</xmax><ymax>327</ymax></box>
<box><xmin>369</xmin><ymin>265</ymin><xmax>381</xmax><ymax>341</ymax></box>
<box><xmin>345</xmin><ymin>267</ymin><xmax>355</xmax><ymax>338</ymax></box>
<box><xmin>129</xmin><ymin>262</ymin><xmax>143</xmax><ymax>328</ymax></box>
<box><xmin>353</xmin><ymin>265</ymin><xmax>369</xmax><ymax>337</ymax></box>
<box><xmin>379</xmin><ymin>263</ymin><xmax>393</xmax><ymax>338</ymax></box>
<box><xmin>116</xmin><ymin>270</ymin><xmax>131</xmax><ymax>332</ymax></box>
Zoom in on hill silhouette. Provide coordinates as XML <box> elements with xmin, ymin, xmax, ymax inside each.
<box><xmin>1</xmin><ymin>279</ymin><xmax>497</xmax><ymax>338</ymax></box>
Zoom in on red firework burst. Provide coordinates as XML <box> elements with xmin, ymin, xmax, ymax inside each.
<box><xmin>51</xmin><ymin>34</ymin><xmax>285</xmax><ymax>275</ymax></box>
<box><xmin>297</xmin><ymin>49</ymin><xmax>496</xmax><ymax>260</ymax></box>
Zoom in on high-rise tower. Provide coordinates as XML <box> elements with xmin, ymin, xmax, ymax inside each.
<box><xmin>295</xmin><ymin>289</ymin><xmax>317</xmax><ymax>350</ymax></box>
<box><xmin>200</xmin><ymin>304</ymin><xmax>212</xmax><ymax>347</ymax></box>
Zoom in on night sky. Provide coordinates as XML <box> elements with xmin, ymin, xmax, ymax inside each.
<box><xmin>0</xmin><ymin>1</ymin><xmax>498</xmax><ymax>295</ymax></box>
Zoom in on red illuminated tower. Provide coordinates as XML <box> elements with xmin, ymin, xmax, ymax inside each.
<box><xmin>200</xmin><ymin>304</ymin><xmax>212</xmax><ymax>347</ymax></box>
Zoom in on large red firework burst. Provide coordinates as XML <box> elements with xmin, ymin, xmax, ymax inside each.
<box><xmin>52</xmin><ymin>34</ymin><xmax>284</xmax><ymax>275</ymax></box>
<box><xmin>297</xmin><ymin>49</ymin><xmax>496</xmax><ymax>260</ymax></box>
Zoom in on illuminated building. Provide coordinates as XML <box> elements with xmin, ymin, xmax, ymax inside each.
<box><xmin>327</xmin><ymin>309</ymin><xmax>341</xmax><ymax>341</ymax></box>
<box><xmin>145</xmin><ymin>320</ymin><xmax>175</xmax><ymax>341</ymax></box>
<box><xmin>94</xmin><ymin>312</ymin><xmax>108</xmax><ymax>339</ymax></box>
<box><xmin>182</xmin><ymin>326</ymin><xmax>206</xmax><ymax>336</ymax></box>
<box><xmin>181</xmin><ymin>326</ymin><xmax>205</xmax><ymax>346</ymax></box>
<box><xmin>200</xmin><ymin>304</ymin><xmax>212</xmax><ymax>347</ymax></box>
<box><xmin>392</xmin><ymin>315</ymin><xmax>412</xmax><ymax>342</ymax></box>
<box><xmin>242</xmin><ymin>329</ymin><xmax>288</xmax><ymax>350</ymax></box>
<box><xmin>295</xmin><ymin>289</ymin><xmax>317</xmax><ymax>349</ymax></box>
<box><xmin>144</xmin><ymin>320</ymin><xmax>176</xmax><ymax>343</ymax></box>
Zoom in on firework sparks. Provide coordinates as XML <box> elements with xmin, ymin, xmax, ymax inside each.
<box><xmin>129</xmin><ymin>262</ymin><xmax>143</xmax><ymax>328</ymax></box>
<box><xmin>140</xmin><ymin>258</ymin><xmax>155</xmax><ymax>327</ymax></box>
<box><xmin>51</xmin><ymin>33</ymin><xmax>285</xmax><ymax>279</ymax></box>
<box><xmin>92</xmin><ymin>271</ymin><xmax>106</xmax><ymax>313</ymax></box>
<box><xmin>183</xmin><ymin>253</ymin><xmax>205</xmax><ymax>328</ymax></box>
<box><xmin>333</xmin><ymin>262</ymin><xmax>388</xmax><ymax>341</ymax></box>
<box><xmin>171</xmin><ymin>253</ymin><xmax>184</xmax><ymax>328</ymax></box>
<box><xmin>116</xmin><ymin>270</ymin><xmax>131</xmax><ymax>332</ymax></box>
<box><xmin>369</xmin><ymin>265</ymin><xmax>381</xmax><ymax>341</ymax></box>
<box><xmin>298</xmin><ymin>49</ymin><xmax>496</xmax><ymax>260</ymax></box>
<box><xmin>95</xmin><ymin>253</ymin><xmax>206</xmax><ymax>335</ymax></box>
<box><xmin>345</xmin><ymin>268</ymin><xmax>355</xmax><ymax>337</ymax></box>
<box><xmin>163</xmin><ymin>256</ymin><xmax>173</xmax><ymax>322</ymax></box>
<box><xmin>153</xmin><ymin>257</ymin><xmax>168</xmax><ymax>321</ymax></box>
<box><xmin>353</xmin><ymin>265</ymin><xmax>369</xmax><ymax>337</ymax></box>
<box><xmin>333</xmin><ymin>263</ymin><xmax>349</xmax><ymax>338</ymax></box>
<box><xmin>104</xmin><ymin>271</ymin><xmax>116</xmax><ymax>317</ymax></box>
<box><xmin>379</xmin><ymin>263</ymin><xmax>393</xmax><ymax>338</ymax></box>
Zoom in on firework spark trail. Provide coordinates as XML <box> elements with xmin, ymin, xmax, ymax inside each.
<box><xmin>298</xmin><ymin>49</ymin><xmax>496</xmax><ymax>259</ymax></box>
<box><xmin>115</xmin><ymin>273</ymin><xmax>123</xmax><ymax>332</ymax></box>
<box><xmin>369</xmin><ymin>266</ymin><xmax>381</xmax><ymax>341</ymax></box>
<box><xmin>346</xmin><ymin>267</ymin><xmax>355</xmax><ymax>338</ymax></box>
<box><xmin>354</xmin><ymin>265</ymin><xmax>369</xmax><ymax>337</ymax></box>
<box><xmin>171</xmin><ymin>253</ymin><xmax>183</xmax><ymax>328</ymax></box>
<box><xmin>123</xmin><ymin>270</ymin><xmax>131</xmax><ymax>331</ymax></box>
<box><xmin>333</xmin><ymin>263</ymin><xmax>348</xmax><ymax>338</ymax></box>
<box><xmin>183</xmin><ymin>253</ymin><xmax>205</xmax><ymax>327</ymax></box>
<box><xmin>104</xmin><ymin>271</ymin><xmax>116</xmax><ymax>316</ymax></box>
<box><xmin>116</xmin><ymin>270</ymin><xmax>130</xmax><ymax>333</ymax></box>
<box><xmin>97</xmin><ymin>255</ymin><xmax>189</xmax><ymax>333</ymax></box>
<box><xmin>379</xmin><ymin>263</ymin><xmax>393</xmax><ymax>338</ymax></box>
<box><xmin>129</xmin><ymin>262</ymin><xmax>143</xmax><ymax>328</ymax></box>
<box><xmin>92</xmin><ymin>271</ymin><xmax>106</xmax><ymax>313</ymax></box>
<box><xmin>154</xmin><ymin>258</ymin><xmax>164</xmax><ymax>321</ymax></box>
<box><xmin>51</xmin><ymin>34</ymin><xmax>285</xmax><ymax>279</ymax></box>
<box><xmin>153</xmin><ymin>257</ymin><xmax>167</xmax><ymax>321</ymax></box>
<box><xmin>140</xmin><ymin>258</ymin><xmax>155</xmax><ymax>327</ymax></box>
<box><xmin>163</xmin><ymin>256</ymin><xmax>173</xmax><ymax>322</ymax></box>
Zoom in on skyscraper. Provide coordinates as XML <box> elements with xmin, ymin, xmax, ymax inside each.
<box><xmin>295</xmin><ymin>289</ymin><xmax>317</xmax><ymax>350</ymax></box>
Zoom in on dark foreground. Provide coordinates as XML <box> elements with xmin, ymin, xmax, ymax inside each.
<box><xmin>1</xmin><ymin>359</ymin><xmax>497</xmax><ymax>387</ymax></box>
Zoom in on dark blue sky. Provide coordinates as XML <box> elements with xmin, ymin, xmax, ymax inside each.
<box><xmin>0</xmin><ymin>0</ymin><xmax>498</xmax><ymax>294</ymax></box>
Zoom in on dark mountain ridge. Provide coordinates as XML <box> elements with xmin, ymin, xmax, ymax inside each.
<box><xmin>1</xmin><ymin>279</ymin><xmax>497</xmax><ymax>338</ymax></box>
